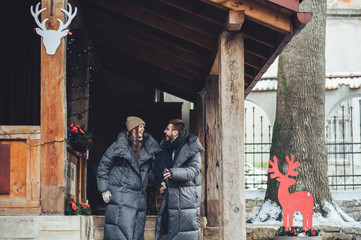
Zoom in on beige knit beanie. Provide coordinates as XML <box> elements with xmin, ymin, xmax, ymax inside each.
<box><xmin>126</xmin><ymin>116</ymin><xmax>145</xmax><ymax>132</ymax></box>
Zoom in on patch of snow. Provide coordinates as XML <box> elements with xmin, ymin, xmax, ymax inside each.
<box><xmin>312</xmin><ymin>201</ymin><xmax>361</xmax><ymax>228</ymax></box>
<box><xmin>248</xmin><ymin>199</ymin><xmax>282</xmax><ymax>225</ymax></box>
<box><xmin>247</xmin><ymin>199</ymin><xmax>361</xmax><ymax>228</ymax></box>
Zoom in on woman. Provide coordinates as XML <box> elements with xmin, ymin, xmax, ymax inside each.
<box><xmin>97</xmin><ymin>116</ymin><xmax>159</xmax><ymax>240</ymax></box>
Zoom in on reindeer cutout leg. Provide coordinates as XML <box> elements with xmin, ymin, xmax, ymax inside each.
<box><xmin>289</xmin><ymin>211</ymin><xmax>294</xmax><ymax>230</ymax></box>
<box><xmin>308</xmin><ymin>211</ymin><xmax>313</xmax><ymax>230</ymax></box>
<box><xmin>304</xmin><ymin>209</ymin><xmax>312</xmax><ymax>231</ymax></box>
<box><xmin>284</xmin><ymin>211</ymin><xmax>293</xmax><ymax>231</ymax></box>
<box><xmin>283</xmin><ymin>211</ymin><xmax>288</xmax><ymax>230</ymax></box>
<box><xmin>302</xmin><ymin>211</ymin><xmax>308</xmax><ymax>231</ymax></box>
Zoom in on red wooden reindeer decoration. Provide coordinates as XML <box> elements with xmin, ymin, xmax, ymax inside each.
<box><xmin>268</xmin><ymin>155</ymin><xmax>314</xmax><ymax>231</ymax></box>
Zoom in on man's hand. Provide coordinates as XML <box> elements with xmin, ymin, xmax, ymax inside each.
<box><xmin>163</xmin><ymin>168</ymin><xmax>172</xmax><ymax>180</ymax></box>
<box><xmin>102</xmin><ymin>191</ymin><xmax>112</xmax><ymax>203</ymax></box>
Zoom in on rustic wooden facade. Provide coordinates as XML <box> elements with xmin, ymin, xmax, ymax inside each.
<box><xmin>0</xmin><ymin>0</ymin><xmax>310</xmax><ymax>239</ymax></box>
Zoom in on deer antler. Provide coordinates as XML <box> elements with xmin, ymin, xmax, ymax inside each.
<box><xmin>58</xmin><ymin>3</ymin><xmax>77</xmax><ymax>32</ymax></box>
<box><xmin>285</xmin><ymin>155</ymin><xmax>299</xmax><ymax>177</ymax></box>
<box><xmin>268</xmin><ymin>156</ymin><xmax>282</xmax><ymax>181</ymax></box>
<box><xmin>30</xmin><ymin>2</ymin><xmax>48</xmax><ymax>31</ymax></box>
<box><xmin>268</xmin><ymin>155</ymin><xmax>299</xmax><ymax>181</ymax></box>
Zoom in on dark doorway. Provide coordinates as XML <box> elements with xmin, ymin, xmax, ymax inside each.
<box><xmin>0</xmin><ymin>1</ymin><xmax>40</xmax><ymax>125</ymax></box>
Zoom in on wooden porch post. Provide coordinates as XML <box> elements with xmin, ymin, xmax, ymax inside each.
<box><xmin>40</xmin><ymin>0</ymin><xmax>67</xmax><ymax>214</ymax></box>
<box><xmin>218</xmin><ymin>16</ymin><xmax>246</xmax><ymax>239</ymax></box>
<box><xmin>205</xmin><ymin>75</ymin><xmax>221</xmax><ymax>227</ymax></box>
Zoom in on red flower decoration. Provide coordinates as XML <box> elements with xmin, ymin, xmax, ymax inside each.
<box><xmin>311</xmin><ymin>231</ymin><xmax>316</xmax><ymax>236</ymax></box>
<box><xmin>68</xmin><ymin>124</ymin><xmax>94</xmax><ymax>153</ymax></box>
<box><xmin>70</xmin><ymin>126</ymin><xmax>78</xmax><ymax>133</ymax></box>
<box><xmin>68</xmin><ymin>201</ymin><xmax>78</xmax><ymax>210</ymax></box>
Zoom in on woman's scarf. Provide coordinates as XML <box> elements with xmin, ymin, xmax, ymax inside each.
<box><xmin>153</xmin><ymin>131</ymin><xmax>189</xmax><ymax>188</ymax></box>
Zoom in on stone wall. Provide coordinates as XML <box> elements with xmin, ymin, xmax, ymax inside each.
<box><xmin>334</xmin><ymin>199</ymin><xmax>361</xmax><ymax>222</ymax></box>
<box><xmin>0</xmin><ymin>215</ymin><xmax>360</xmax><ymax>240</ymax></box>
<box><xmin>244</xmin><ymin>224</ymin><xmax>361</xmax><ymax>240</ymax></box>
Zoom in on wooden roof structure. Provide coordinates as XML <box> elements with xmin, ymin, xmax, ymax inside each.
<box><xmin>79</xmin><ymin>0</ymin><xmax>310</xmax><ymax>101</ymax></box>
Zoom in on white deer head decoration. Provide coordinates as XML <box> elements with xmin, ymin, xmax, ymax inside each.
<box><xmin>31</xmin><ymin>2</ymin><xmax>77</xmax><ymax>55</ymax></box>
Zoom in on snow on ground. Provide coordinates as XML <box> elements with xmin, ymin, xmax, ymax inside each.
<box><xmin>312</xmin><ymin>201</ymin><xmax>361</xmax><ymax>227</ymax></box>
<box><xmin>247</xmin><ymin>198</ymin><xmax>361</xmax><ymax>228</ymax></box>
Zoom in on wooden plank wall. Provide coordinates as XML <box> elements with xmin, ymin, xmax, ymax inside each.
<box><xmin>0</xmin><ymin>126</ymin><xmax>41</xmax><ymax>215</ymax></box>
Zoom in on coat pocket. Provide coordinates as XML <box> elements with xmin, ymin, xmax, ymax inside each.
<box><xmin>105</xmin><ymin>204</ymin><xmax>119</xmax><ymax>226</ymax></box>
<box><xmin>114</xmin><ymin>157</ymin><xmax>126</xmax><ymax>167</ymax></box>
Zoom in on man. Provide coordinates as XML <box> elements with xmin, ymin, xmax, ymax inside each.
<box><xmin>97</xmin><ymin>116</ymin><xmax>159</xmax><ymax>240</ymax></box>
<box><xmin>154</xmin><ymin>119</ymin><xmax>204</xmax><ymax>240</ymax></box>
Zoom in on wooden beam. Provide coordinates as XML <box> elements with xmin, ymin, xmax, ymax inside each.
<box><xmin>245</xmin><ymin>74</ymin><xmax>254</xmax><ymax>81</ymax></box>
<box><xmin>0</xmin><ymin>126</ymin><xmax>41</xmax><ymax>140</ymax></box>
<box><xmin>82</xmin><ymin>6</ymin><xmax>212</xmax><ymax>68</ymax></box>
<box><xmin>218</xmin><ymin>31</ymin><xmax>245</xmax><ymax>239</ymax></box>
<box><xmin>205</xmin><ymin>75</ymin><xmax>221</xmax><ymax>226</ymax></box>
<box><xmin>99</xmin><ymin>50</ymin><xmax>198</xmax><ymax>102</ymax></box>
<box><xmin>244</xmin><ymin>52</ymin><xmax>264</xmax><ymax>70</ymax></box>
<box><xmin>210</xmin><ymin>51</ymin><xmax>219</xmax><ymax>75</ymax></box>
<box><xmin>245</xmin><ymin>32</ymin><xmax>295</xmax><ymax>96</ymax></box>
<box><xmin>245</xmin><ymin>65</ymin><xmax>257</xmax><ymax>79</ymax></box>
<box><xmin>124</xmin><ymin>0</ymin><xmax>222</xmax><ymax>37</ymax></box>
<box><xmin>266</xmin><ymin>0</ymin><xmax>300</xmax><ymax>12</ymax></box>
<box><xmin>90</xmin><ymin>31</ymin><xmax>204</xmax><ymax>82</ymax></box>
<box><xmin>202</xmin><ymin>0</ymin><xmax>292</xmax><ymax>33</ymax></box>
<box><xmin>225</xmin><ymin>10</ymin><xmax>245</xmax><ymax>31</ymax></box>
<box><xmin>97</xmin><ymin>44</ymin><xmax>202</xmax><ymax>94</ymax></box>
<box><xmin>243</xmin><ymin>33</ymin><xmax>276</xmax><ymax>48</ymax></box>
<box><xmin>87</xmin><ymin>0</ymin><xmax>217</xmax><ymax>50</ymax></box>
<box><xmin>159</xmin><ymin>0</ymin><xmax>228</xmax><ymax>26</ymax></box>
<box><xmin>104</xmin><ymin>66</ymin><xmax>196</xmax><ymax>102</ymax></box>
<box><xmin>40</xmin><ymin>0</ymin><xmax>67</xmax><ymax>214</ymax></box>
<box><xmin>242</xmin><ymin>19</ymin><xmax>283</xmax><ymax>47</ymax></box>
<box><xmin>244</xmin><ymin>38</ymin><xmax>272</xmax><ymax>60</ymax></box>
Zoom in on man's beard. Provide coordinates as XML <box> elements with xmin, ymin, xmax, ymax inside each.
<box><xmin>165</xmin><ymin>134</ymin><xmax>173</xmax><ymax>142</ymax></box>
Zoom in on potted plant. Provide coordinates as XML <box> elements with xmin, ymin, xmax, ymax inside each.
<box><xmin>65</xmin><ymin>198</ymin><xmax>92</xmax><ymax>215</ymax></box>
<box><xmin>67</xmin><ymin>124</ymin><xmax>94</xmax><ymax>153</ymax></box>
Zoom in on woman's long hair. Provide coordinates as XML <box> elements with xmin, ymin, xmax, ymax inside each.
<box><xmin>127</xmin><ymin>126</ymin><xmax>143</xmax><ymax>158</ymax></box>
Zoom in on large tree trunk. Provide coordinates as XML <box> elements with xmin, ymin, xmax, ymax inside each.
<box><xmin>247</xmin><ymin>0</ymin><xmax>353</xmax><ymax>224</ymax></box>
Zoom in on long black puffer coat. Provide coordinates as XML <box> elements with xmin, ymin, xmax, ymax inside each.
<box><xmin>97</xmin><ymin>132</ymin><xmax>159</xmax><ymax>240</ymax></box>
<box><xmin>155</xmin><ymin>134</ymin><xmax>204</xmax><ymax>240</ymax></box>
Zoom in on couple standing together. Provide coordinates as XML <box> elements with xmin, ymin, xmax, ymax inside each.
<box><xmin>97</xmin><ymin>116</ymin><xmax>204</xmax><ymax>240</ymax></box>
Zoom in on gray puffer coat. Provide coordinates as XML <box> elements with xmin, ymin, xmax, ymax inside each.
<box><xmin>155</xmin><ymin>134</ymin><xmax>204</xmax><ymax>240</ymax></box>
<box><xmin>97</xmin><ymin>132</ymin><xmax>159</xmax><ymax>240</ymax></box>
